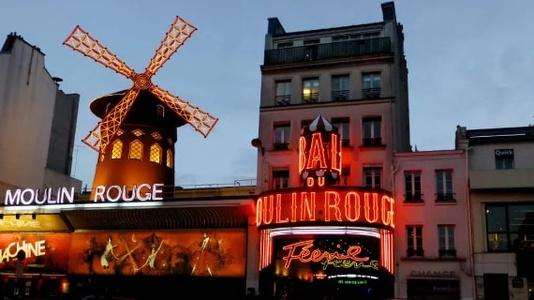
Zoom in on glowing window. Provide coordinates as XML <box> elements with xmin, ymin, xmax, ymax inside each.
<box><xmin>151</xmin><ymin>132</ymin><xmax>163</xmax><ymax>141</ymax></box>
<box><xmin>166</xmin><ymin>149</ymin><xmax>173</xmax><ymax>168</ymax></box>
<box><xmin>150</xmin><ymin>144</ymin><xmax>162</xmax><ymax>164</ymax></box>
<box><xmin>111</xmin><ymin>140</ymin><xmax>123</xmax><ymax>159</ymax></box>
<box><xmin>129</xmin><ymin>140</ymin><xmax>143</xmax><ymax>160</ymax></box>
<box><xmin>117</xmin><ymin>129</ymin><xmax>124</xmax><ymax>136</ymax></box>
<box><xmin>132</xmin><ymin>129</ymin><xmax>145</xmax><ymax>137</ymax></box>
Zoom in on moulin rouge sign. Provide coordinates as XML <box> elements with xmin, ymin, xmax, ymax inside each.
<box><xmin>256</xmin><ymin>116</ymin><xmax>395</xmax><ymax>229</ymax></box>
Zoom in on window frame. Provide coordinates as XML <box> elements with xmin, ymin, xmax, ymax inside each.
<box><xmin>362</xmin><ymin>72</ymin><xmax>381</xmax><ymax>99</ymax></box>
<box><xmin>406</xmin><ymin>225</ymin><xmax>424</xmax><ymax>257</ymax></box>
<box><xmin>273</xmin><ymin>122</ymin><xmax>291</xmax><ymax>150</ymax></box>
<box><xmin>331</xmin><ymin>74</ymin><xmax>350</xmax><ymax>101</ymax></box>
<box><xmin>404</xmin><ymin>170</ymin><xmax>422</xmax><ymax>202</ymax></box>
<box><xmin>363</xmin><ymin>166</ymin><xmax>382</xmax><ymax>189</ymax></box>
<box><xmin>495</xmin><ymin>149</ymin><xmax>514</xmax><ymax>170</ymax></box>
<box><xmin>302</xmin><ymin>77</ymin><xmax>320</xmax><ymax>103</ymax></box>
<box><xmin>435</xmin><ymin>169</ymin><xmax>455</xmax><ymax>202</ymax></box>
<box><xmin>438</xmin><ymin>224</ymin><xmax>456</xmax><ymax>257</ymax></box>
<box><xmin>275</xmin><ymin>80</ymin><xmax>292</xmax><ymax>106</ymax></box>
<box><xmin>362</xmin><ymin>116</ymin><xmax>382</xmax><ymax>146</ymax></box>
<box><xmin>331</xmin><ymin>117</ymin><xmax>350</xmax><ymax>146</ymax></box>
<box><xmin>272</xmin><ymin>169</ymin><xmax>290</xmax><ymax>190</ymax></box>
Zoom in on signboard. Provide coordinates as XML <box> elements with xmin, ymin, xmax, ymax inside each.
<box><xmin>0</xmin><ymin>214</ymin><xmax>69</xmax><ymax>232</ymax></box>
<box><xmin>0</xmin><ymin>233</ymin><xmax>71</xmax><ymax>273</ymax></box>
<box><xmin>69</xmin><ymin>230</ymin><xmax>246</xmax><ymax>277</ymax></box>
<box><xmin>2</xmin><ymin>183</ymin><xmax>164</xmax><ymax>207</ymax></box>
<box><xmin>256</xmin><ymin>188</ymin><xmax>394</xmax><ymax>229</ymax></box>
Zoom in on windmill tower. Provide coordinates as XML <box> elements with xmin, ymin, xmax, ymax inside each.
<box><xmin>64</xmin><ymin>17</ymin><xmax>218</xmax><ymax>198</ymax></box>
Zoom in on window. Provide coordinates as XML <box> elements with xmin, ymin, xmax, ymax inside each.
<box><xmin>363</xmin><ymin>167</ymin><xmax>381</xmax><ymax>189</ymax></box>
<box><xmin>149</xmin><ymin>144</ymin><xmax>162</xmax><ymax>164</ymax></box>
<box><xmin>486</xmin><ymin>203</ymin><xmax>534</xmax><ymax>252</ymax></box>
<box><xmin>273</xmin><ymin>123</ymin><xmax>290</xmax><ymax>150</ymax></box>
<box><xmin>495</xmin><ymin>149</ymin><xmax>514</xmax><ymax>169</ymax></box>
<box><xmin>362</xmin><ymin>73</ymin><xmax>381</xmax><ymax>99</ymax></box>
<box><xmin>156</xmin><ymin>104</ymin><xmax>165</xmax><ymax>118</ymax></box>
<box><xmin>275</xmin><ymin>80</ymin><xmax>291</xmax><ymax>106</ymax></box>
<box><xmin>435</xmin><ymin>170</ymin><xmax>454</xmax><ymax>202</ymax></box>
<box><xmin>302</xmin><ymin>78</ymin><xmax>319</xmax><ymax>103</ymax></box>
<box><xmin>272</xmin><ymin>170</ymin><xmax>289</xmax><ymax>190</ymax></box>
<box><xmin>303</xmin><ymin>39</ymin><xmax>320</xmax><ymax>45</ymax></box>
<box><xmin>362</xmin><ymin>117</ymin><xmax>382</xmax><ymax>146</ymax></box>
<box><xmin>166</xmin><ymin>149</ymin><xmax>173</xmax><ymax>168</ymax></box>
<box><xmin>438</xmin><ymin>225</ymin><xmax>456</xmax><ymax>257</ymax></box>
<box><xmin>340</xmin><ymin>167</ymin><xmax>350</xmax><ymax>185</ymax></box>
<box><xmin>404</xmin><ymin>171</ymin><xmax>422</xmax><ymax>202</ymax></box>
<box><xmin>406</xmin><ymin>225</ymin><xmax>424</xmax><ymax>257</ymax></box>
<box><xmin>129</xmin><ymin>140</ymin><xmax>143</xmax><ymax>160</ymax></box>
<box><xmin>332</xmin><ymin>118</ymin><xmax>350</xmax><ymax>146</ymax></box>
<box><xmin>111</xmin><ymin>140</ymin><xmax>123</xmax><ymax>159</ymax></box>
<box><xmin>151</xmin><ymin>132</ymin><xmax>163</xmax><ymax>141</ymax></box>
<box><xmin>131</xmin><ymin>129</ymin><xmax>144</xmax><ymax>137</ymax></box>
<box><xmin>331</xmin><ymin>75</ymin><xmax>350</xmax><ymax>101</ymax></box>
<box><xmin>276</xmin><ymin>41</ymin><xmax>293</xmax><ymax>49</ymax></box>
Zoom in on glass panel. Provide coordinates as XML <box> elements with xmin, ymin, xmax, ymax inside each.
<box><xmin>302</xmin><ymin>78</ymin><xmax>319</xmax><ymax>102</ymax></box>
<box><xmin>438</xmin><ymin>226</ymin><xmax>446</xmax><ymax>250</ymax></box>
<box><xmin>448</xmin><ymin>227</ymin><xmax>455</xmax><ymax>249</ymax></box>
<box><xmin>487</xmin><ymin>233</ymin><xmax>509</xmax><ymax>251</ymax></box>
<box><xmin>508</xmin><ymin>204</ymin><xmax>534</xmax><ymax>232</ymax></box>
<box><xmin>111</xmin><ymin>140</ymin><xmax>122</xmax><ymax>159</ymax></box>
<box><xmin>486</xmin><ymin>206</ymin><xmax>507</xmax><ymax>232</ymax></box>
<box><xmin>129</xmin><ymin>140</ymin><xmax>143</xmax><ymax>160</ymax></box>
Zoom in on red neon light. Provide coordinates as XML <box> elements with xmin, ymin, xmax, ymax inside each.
<box><xmin>299</xmin><ymin>136</ymin><xmax>307</xmax><ymax>174</ymax></box>
<box><xmin>306</xmin><ymin>133</ymin><xmax>327</xmax><ymax>170</ymax></box>
<box><xmin>256</xmin><ymin>190</ymin><xmax>395</xmax><ymax>229</ymax></box>
<box><xmin>330</xmin><ymin>133</ymin><xmax>341</xmax><ymax>173</ymax></box>
<box><xmin>282</xmin><ymin>240</ymin><xmax>370</xmax><ymax>269</ymax></box>
<box><xmin>379</xmin><ymin>229</ymin><xmax>394</xmax><ymax>274</ymax></box>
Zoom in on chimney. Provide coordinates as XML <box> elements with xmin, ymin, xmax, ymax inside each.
<box><xmin>381</xmin><ymin>2</ymin><xmax>397</xmax><ymax>23</ymax></box>
<box><xmin>267</xmin><ymin>17</ymin><xmax>286</xmax><ymax>36</ymax></box>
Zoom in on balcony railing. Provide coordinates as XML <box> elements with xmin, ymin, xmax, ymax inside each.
<box><xmin>332</xmin><ymin>90</ymin><xmax>350</xmax><ymax>101</ymax></box>
<box><xmin>436</xmin><ymin>192</ymin><xmax>456</xmax><ymax>202</ymax></box>
<box><xmin>362</xmin><ymin>137</ymin><xmax>382</xmax><ymax>146</ymax></box>
<box><xmin>302</xmin><ymin>92</ymin><xmax>319</xmax><ymax>103</ymax></box>
<box><xmin>407</xmin><ymin>248</ymin><xmax>424</xmax><ymax>257</ymax></box>
<box><xmin>275</xmin><ymin>95</ymin><xmax>291</xmax><ymax>106</ymax></box>
<box><xmin>439</xmin><ymin>249</ymin><xmax>457</xmax><ymax>258</ymax></box>
<box><xmin>362</xmin><ymin>87</ymin><xmax>381</xmax><ymax>99</ymax></box>
<box><xmin>273</xmin><ymin>142</ymin><xmax>289</xmax><ymax>150</ymax></box>
<box><xmin>264</xmin><ymin>37</ymin><xmax>392</xmax><ymax>65</ymax></box>
<box><xmin>404</xmin><ymin>193</ymin><xmax>423</xmax><ymax>202</ymax></box>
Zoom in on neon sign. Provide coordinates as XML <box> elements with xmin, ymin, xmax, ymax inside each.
<box><xmin>299</xmin><ymin>116</ymin><xmax>341</xmax><ymax>187</ymax></box>
<box><xmin>3</xmin><ymin>183</ymin><xmax>164</xmax><ymax>206</ymax></box>
<box><xmin>281</xmin><ymin>240</ymin><xmax>378</xmax><ymax>271</ymax></box>
<box><xmin>256</xmin><ymin>189</ymin><xmax>394</xmax><ymax>229</ymax></box>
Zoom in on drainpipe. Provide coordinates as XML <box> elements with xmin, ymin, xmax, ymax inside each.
<box><xmin>465</xmin><ymin>146</ymin><xmax>476</xmax><ymax>300</ymax></box>
<box><xmin>391</xmin><ymin>160</ymin><xmax>400</xmax><ymax>298</ymax></box>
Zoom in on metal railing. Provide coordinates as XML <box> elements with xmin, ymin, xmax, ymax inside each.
<box><xmin>264</xmin><ymin>37</ymin><xmax>392</xmax><ymax>65</ymax></box>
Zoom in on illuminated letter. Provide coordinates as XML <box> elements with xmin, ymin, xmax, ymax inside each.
<box><xmin>20</xmin><ymin>189</ymin><xmax>35</xmax><ymax>205</ymax></box>
<box><xmin>324</xmin><ymin>191</ymin><xmax>342</xmax><ymax>222</ymax></box>
<box><xmin>300</xmin><ymin>192</ymin><xmax>316</xmax><ymax>222</ymax></box>
<box><xmin>364</xmin><ymin>193</ymin><xmax>380</xmax><ymax>223</ymax></box>
<box><xmin>93</xmin><ymin>186</ymin><xmax>106</xmax><ymax>202</ymax></box>
<box><xmin>317</xmin><ymin>177</ymin><xmax>325</xmax><ymax>187</ymax></box>
<box><xmin>330</xmin><ymin>133</ymin><xmax>342</xmax><ymax>173</ymax></box>
<box><xmin>262</xmin><ymin>196</ymin><xmax>274</xmax><ymax>225</ymax></box>
<box><xmin>106</xmin><ymin>185</ymin><xmax>121</xmax><ymax>202</ymax></box>
<box><xmin>306</xmin><ymin>177</ymin><xmax>314</xmax><ymax>187</ymax></box>
<box><xmin>36</xmin><ymin>240</ymin><xmax>46</xmax><ymax>256</ymax></box>
<box><xmin>344</xmin><ymin>192</ymin><xmax>361</xmax><ymax>222</ymax></box>
<box><xmin>256</xmin><ymin>197</ymin><xmax>263</xmax><ymax>226</ymax></box>
<box><xmin>122</xmin><ymin>185</ymin><xmax>135</xmax><ymax>202</ymax></box>
<box><xmin>275</xmin><ymin>193</ymin><xmax>289</xmax><ymax>224</ymax></box>
<box><xmin>35</xmin><ymin>189</ymin><xmax>47</xmax><ymax>205</ymax></box>
<box><xmin>381</xmin><ymin>196</ymin><xmax>395</xmax><ymax>228</ymax></box>
<box><xmin>5</xmin><ymin>189</ymin><xmax>21</xmax><ymax>206</ymax></box>
<box><xmin>291</xmin><ymin>193</ymin><xmax>298</xmax><ymax>222</ymax></box>
<box><xmin>306</xmin><ymin>133</ymin><xmax>327</xmax><ymax>170</ymax></box>
<box><xmin>151</xmin><ymin>183</ymin><xmax>164</xmax><ymax>200</ymax></box>
<box><xmin>299</xmin><ymin>136</ymin><xmax>307</xmax><ymax>173</ymax></box>
<box><xmin>136</xmin><ymin>184</ymin><xmax>152</xmax><ymax>201</ymax></box>
<box><xmin>62</xmin><ymin>187</ymin><xmax>74</xmax><ymax>204</ymax></box>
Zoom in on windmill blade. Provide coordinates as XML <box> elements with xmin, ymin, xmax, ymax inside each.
<box><xmin>149</xmin><ymin>85</ymin><xmax>218</xmax><ymax>137</ymax></box>
<box><xmin>144</xmin><ymin>16</ymin><xmax>197</xmax><ymax>77</ymax></box>
<box><xmin>64</xmin><ymin>26</ymin><xmax>135</xmax><ymax>79</ymax></box>
<box><xmin>82</xmin><ymin>88</ymin><xmax>141</xmax><ymax>153</ymax></box>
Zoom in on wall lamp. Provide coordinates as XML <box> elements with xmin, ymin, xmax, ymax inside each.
<box><xmin>251</xmin><ymin>138</ymin><xmax>264</xmax><ymax>156</ymax></box>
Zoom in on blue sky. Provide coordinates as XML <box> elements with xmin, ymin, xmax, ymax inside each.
<box><xmin>1</xmin><ymin>1</ymin><xmax>533</xmax><ymax>188</ymax></box>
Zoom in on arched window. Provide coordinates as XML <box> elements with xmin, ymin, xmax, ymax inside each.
<box><xmin>166</xmin><ymin>149</ymin><xmax>173</xmax><ymax>168</ymax></box>
<box><xmin>111</xmin><ymin>140</ymin><xmax>123</xmax><ymax>159</ymax></box>
<box><xmin>149</xmin><ymin>144</ymin><xmax>162</xmax><ymax>164</ymax></box>
<box><xmin>129</xmin><ymin>139</ymin><xmax>143</xmax><ymax>160</ymax></box>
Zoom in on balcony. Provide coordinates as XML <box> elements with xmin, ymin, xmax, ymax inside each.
<box><xmin>439</xmin><ymin>249</ymin><xmax>457</xmax><ymax>258</ymax></box>
<box><xmin>436</xmin><ymin>192</ymin><xmax>456</xmax><ymax>202</ymax></box>
<box><xmin>302</xmin><ymin>92</ymin><xmax>319</xmax><ymax>103</ymax></box>
<box><xmin>264</xmin><ymin>37</ymin><xmax>392</xmax><ymax>65</ymax></box>
<box><xmin>407</xmin><ymin>248</ymin><xmax>424</xmax><ymax>257</ymax></box>
<box><xmin>332</xmin><ymin>90</ymin><xmax>350</xmax><ymax>101</ymax></box>
<box><xmin>404</xmin><ymin>193</ymin><xmax>423</xmax><ymax>203</ymax></box>
<box><xmin>362</xmin><ymin>87</ymin><xmax>381</xmax><ymax>99</ymax></box>
<box><xmin>272</xmin><ymin>142</ymin><xmax>289</xmax><ymax>150</ymax></box>
<box><xmin>275</xmin><ymin>95</ymin><xmax>291</xmax><ymax>106</ymax></box>
<box><xmin>362</xmin><ymin>137</ymin><xmax>382</xmax><ymax>146</ymax></box>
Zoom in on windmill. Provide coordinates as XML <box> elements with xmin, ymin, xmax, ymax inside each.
<box><xmin>64</xmin><ymin>17</ymin><xmax>217</xmax><ymax>196</ymax></box>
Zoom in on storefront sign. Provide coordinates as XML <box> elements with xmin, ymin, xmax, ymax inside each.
<box><xmin>256</xmin><ymin>189</ymin><xmax>394</xmax><ymax>229</ymax></box>
<box><xmin>0</xmin><ymin>239</ymin><xmax>45</xmax><ymax>263</ymax></box>
<box><xmin>2</xmin><ymin>183</ymin><xmax>164</xmax><ymax>206</ymax></box>
<box><xmin>409</xmin><ymin>270</ymin><xmax>457</xmax><ymax>278</ymax></box>
<box><xmin>281</xmin><ymin>239</ymin><xmax>378</xmax><ymax>271</ymax></box>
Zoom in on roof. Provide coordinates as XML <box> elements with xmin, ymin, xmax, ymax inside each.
<box><xmin>466</xmin><ymin>126</ymin><xmax>534</xmax><ymax>145</ymax></box>
<box><xmin>1</xmin><ymin>32</ymin><xmax>44</xmax><ymax>55</ymax></box>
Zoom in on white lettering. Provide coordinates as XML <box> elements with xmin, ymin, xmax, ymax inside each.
<box><xmin>20</xmin><ymin>189</ymin><xmax>35</xmax><ymax>205</ymax></box>
<box><xmin>5</xmin><ymin>189</ymin><xmax>21</xmax><ymax>205</ymax></box>
<box><xmin>106</xmin><ymin>185</ymin><xmax>121</xmax><ymax>202</ymax></box>
<box><xmin>136</xmin><ymin>184</ymin><xmax>152</xmax><ymax>201</ymax></box>
<box><xmin>0</xmin><ymin>240</ymin><xmax>46</xmax><ymax>263</ymax></box>
<box><xmin>94</xmin><ymin>186</ymin><xmax>106</xmax><ymax>202</ymax></box>
<box><xmin>152</xmin><ymin>183</ymin><xmax>164</xmax><ymax>200</ymax></box>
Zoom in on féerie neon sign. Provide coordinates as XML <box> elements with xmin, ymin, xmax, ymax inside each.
<box><xmin>281</xmin><ymin>240</ymin><xmax>378</xmax><ymax>270</ymax></box>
